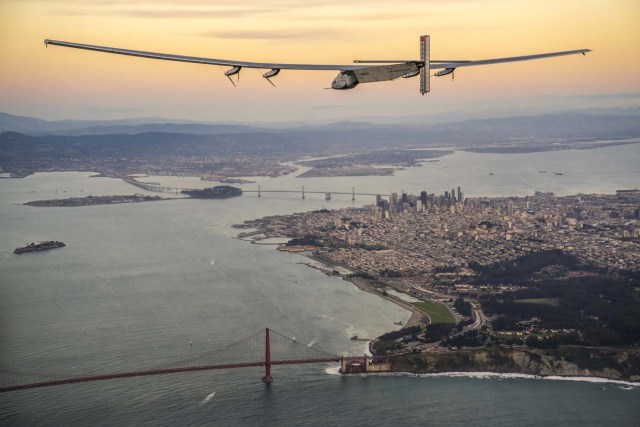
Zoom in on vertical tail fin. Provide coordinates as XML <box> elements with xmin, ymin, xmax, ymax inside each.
<box><xmin>420</xmin><ymin>35</ymin><xmax>430</xmax><ymax>95</ymax></box>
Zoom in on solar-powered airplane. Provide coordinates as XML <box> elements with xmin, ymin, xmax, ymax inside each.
<box><xmin>44</xmin><ymin>35</ymin><xmax>590</xmax><ymax>95</ymax></box>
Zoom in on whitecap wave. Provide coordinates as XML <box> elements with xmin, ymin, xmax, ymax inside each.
<box><xmin>362</xmin><ymin>341</ymin><xmax>372</xmax><ymax>357</ymax></box>
<box><xmin>326</xmin><ymin>369</ymin><xmax>640</xmax><ymax>387</ymax></box>
<box><xmin>412</xmin><ymin>372</ymin><xmax>640</xmax><ymax>387</ymax></box>
<box><xmin>325</xmin><ymin>366</ymin><xmax>341</xmax><ymax>376</ymax></box>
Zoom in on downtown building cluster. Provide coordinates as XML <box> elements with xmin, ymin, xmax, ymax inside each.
<box><xmin>243</xmin><ymin>189</ymin><xmax>640</xmax><ymax>286</ymax></box>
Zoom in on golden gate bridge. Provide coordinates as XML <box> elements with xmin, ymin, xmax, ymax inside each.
<box><xmin>0</xmin><ymin>328</ymin><xmax>397</xmax><ymax>393</ymax></box>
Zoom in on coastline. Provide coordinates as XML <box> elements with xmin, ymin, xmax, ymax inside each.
<box><xmin>331</xmin><ymin>368</ymin><xmax>640</xmax><ymax>387</ymax></box>
<box><xmin>388</xmin><ymin>346</ymin><xmax>640</xmax><ymax>382</ymax></box>
<box><xmin>347</xmin><ymin>277</ymin><xmax>427</xmax><ymax>328</ymax></box>
<box><xmin>272</xmin><ymin>246</ymin><xmax>640</xmax><ymax>384</ymax></box>
<box><xmin>409</xmin><ymin>371</ymin><xmax>640</xmax><ymax>387</ymax></box>
<box><xmin>289</xmin><ymin>251</ymin><xmax>426</xmax><ymax>328</ymax></box>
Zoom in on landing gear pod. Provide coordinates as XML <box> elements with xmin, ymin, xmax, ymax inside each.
<box><xmin>331</xmin><ymin>71</ymin><xmax>359</xmax><ymax>90</ymax></box>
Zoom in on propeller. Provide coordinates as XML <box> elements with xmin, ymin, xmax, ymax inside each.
<box><xmin>262</xmin><ymin>68</ymin><xmax>280</xmax><ymax>88</ymax></box>
<box><xmin>223</xmin><ymin>66</ymin><xmax>242</xmax><ymax>87</ymax></box>
<box><xmin>255</xmin><ymin>68</ymin><xmax>277</xmax><ymax>87</ymax></box>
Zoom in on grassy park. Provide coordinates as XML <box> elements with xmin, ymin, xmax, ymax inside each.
<box><xmin>413</xmin><ymin>301</ymin><xmax>456</xmax><ymax>324</ymax></box>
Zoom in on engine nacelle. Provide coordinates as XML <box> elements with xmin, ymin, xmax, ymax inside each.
<box><xmin>402</xmin><ymin>69</ymin><xmax>421</xmax><ymax>79</ymax></box>
<box><xmin>435</xmin><ymin>68</ymin><xmax>455</xmax><ymax>77</ymax></box>
<box><xmin>225</xmin><ymin>66</ymin><xmax>241</xmax><ymax>76</ymax></box>
<box><xmin>331</xmin><ymin>71</ymin><xmax>359</xmax><ymax>90</ymax></box>
<box><xmin>263</xmin><ymin>68</ymin><xmax>280</xmax><ymax>79</ymax></box>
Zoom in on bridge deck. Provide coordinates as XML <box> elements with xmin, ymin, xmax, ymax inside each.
<box><xmin>0</xmin><ymin>356</ymin><xmax>402</xmax><ymax>393</ymax></box>
<box><xmin>0</xmin><ymin>328</ymin><xmax>402</xmax><ymax>393</ymax></box>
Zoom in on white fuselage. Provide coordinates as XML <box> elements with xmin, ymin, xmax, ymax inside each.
<box><xmin>331</xmin><ymin>71</ymin><xmax>359</xmax><ymax>90</ymax></box>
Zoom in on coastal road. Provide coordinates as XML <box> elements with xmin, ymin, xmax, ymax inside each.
<box><xmin>468</xmin><ymin>303</ymin><xmax>486</xmax><ymax>331</ymax></box>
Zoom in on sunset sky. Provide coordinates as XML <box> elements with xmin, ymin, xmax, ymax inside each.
<box><xmin>1</xmin><ymin>0</ymin><xmax>639</xmax><ymax>123</ymax></box>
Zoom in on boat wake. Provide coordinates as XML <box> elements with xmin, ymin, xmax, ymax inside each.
<box><xmin>202</xmin><ymin>391</ymin><xmax>216</xmax><ymax>403</ymax></box>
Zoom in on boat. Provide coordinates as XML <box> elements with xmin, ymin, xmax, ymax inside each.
<box><xmin>13</xmin><ymin>241</ymin><xmax>65</xmax><ymax>254</ymax></box>
<box><xmin>394</xmin><ymin>321</ymin><xmax>404</xmax><ymax>325</ymax></box>
<box><xmin>350</xmin><ymin>335</ymin><xmax>358</xmax><ymax>340</ymax></box>
<box><xmin>554</xmin><ymin>172</ymin><xmax>564</xmax><ymax>176</ymax></box>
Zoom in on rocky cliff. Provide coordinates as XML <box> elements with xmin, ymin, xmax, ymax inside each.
<box><xmin>392</xmin><ymin>346</ymin><xmax>640</xmax><ymax>381</ymax></box>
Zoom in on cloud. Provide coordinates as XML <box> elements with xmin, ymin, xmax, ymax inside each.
<box><xmin>200</xmin><ymin>28</ymin><xmax>356</xmax><ymax>42</ymax></box>
<box><xmin>294</xmin><ymin>11</ymin><xmax>417</xmax><ymax>22</ymax></box>
<box><xmin>46</xmin><ymin>0</ymin><xmax>454</xmax><ymax>19</ymax></box>
<box><xmin>52</xmin><ymin>7</ymin><xmax>277</xmax><ymax>19</ymax></box>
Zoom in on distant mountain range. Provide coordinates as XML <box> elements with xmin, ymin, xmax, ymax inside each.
<box><xmin>1</xmin><ymin>111</ymin><xmax>639</xmax><ymax>175</ymax></box>
<box><xmin>2</xmin><ymin>111</ymin><xmax>639</xmax><ymax>143</ymax></box>
<box><xmin>0</xmin><ymin>112</ymin><xmax>262</xmax><ymax>136</ymax></box>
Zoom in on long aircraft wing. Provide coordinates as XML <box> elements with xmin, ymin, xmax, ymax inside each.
<box><xmin>44</xmin><ymin>39</ymin><xmax>367</xmax><ymax>71</ymax></box>
<box><xmin>429</xmin><ymin>49</ymin><xmax>591</xmax><ymax>70</ymax></box>
<box><xmin>44</xmin><ymin>39</ymin><xmax>590</xmax><ymax>72</ymax></box>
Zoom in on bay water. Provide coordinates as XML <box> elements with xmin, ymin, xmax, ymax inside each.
<box><xmin>1</xmin><ymin>144</ymin><xmax>639</xmax><ymax>425</ymax></box>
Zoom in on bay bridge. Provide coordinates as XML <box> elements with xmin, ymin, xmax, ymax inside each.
<box><xmin>246</xmin><ymin>186</ymin><xmax>380</xmax><ymax>200</ymax></box>
<box><xmin>127</xmin><ymin>177</ymin><xmax>381</xmax><ymax>201</ymax></box>
<box><xmin>0</xmin><ymin>328</ymin><xmax>398</xmax><ymax>393</ymax></box>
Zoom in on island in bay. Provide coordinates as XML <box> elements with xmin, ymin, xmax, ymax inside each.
<box><xmin>237</xmin><ymin>187</ymin><xmax>640</xmax><ymax>381</ymax></box>
<box><xmin>14</xmin><ymin>241</ymin><xmax>66</xmax><ymax>254</ymax></box>
<box><xmin>24</xmin><ymin>194</ymin><xmax>168</xmax><ymax>207</ymax></box>
<box><xmin>23</xmin><ymin>185</ymin><xmax>242</xmax><ymax>208</ymax></box>
<box><xmin>181</xmin><ymin>185</ymin><xmax>242</xmax><ymax>199</ymax></box>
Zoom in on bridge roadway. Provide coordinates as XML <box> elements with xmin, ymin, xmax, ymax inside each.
<box><xmin>0</xmin><ymin>357</ymin><xmax>337</xmax><ymax>393</ymax></box>
<box><xmin>124</xmin><ymin>178</ymin><xmax>381</xmax><ymax>198</ymax></box>
<box><xmin>0</xmin><ymin>355</ymin><xmax>399</xmax><ymax>393</ymax></box>
<box><xmin>0</xmin><ymin>328</ymin><xmax>404</xmax><ymax>393</ymax></box>
<box><xmin>243</xmin><ymin>190</ymin><xmax>380</xmax><ymax>197</ymax></box>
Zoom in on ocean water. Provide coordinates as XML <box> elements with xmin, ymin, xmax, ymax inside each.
<box><xmin>1</xmin><ymin>144</ymin><xmax>639</xmax><ymax>426</ymax></box>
